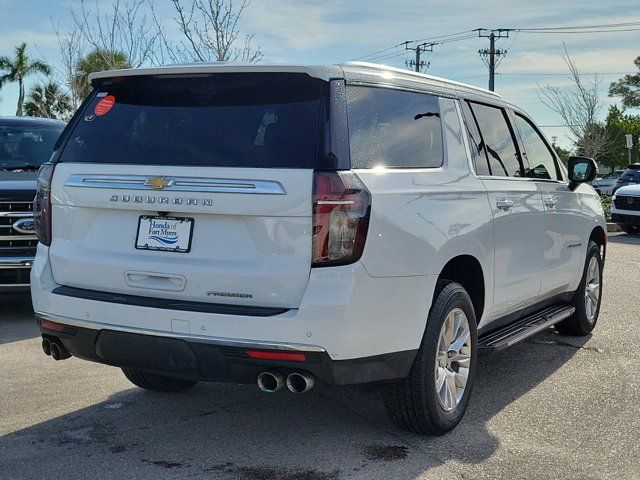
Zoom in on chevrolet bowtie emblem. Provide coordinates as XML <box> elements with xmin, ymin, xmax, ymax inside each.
<box><xmin>145</xmin><ymin>177</ymin><xmax>174</xmax><ymax>190</ymax></box>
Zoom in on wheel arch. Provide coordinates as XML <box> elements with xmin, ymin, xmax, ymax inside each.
<box><xmin>436</xmin><ymin>255</ymin><xmax>485</xmax><ymax>324</ymax></box>
<box><xmin>589</xmin><ymin>225</ymin><xmax>607</xmax><ymax>262</ymax></box>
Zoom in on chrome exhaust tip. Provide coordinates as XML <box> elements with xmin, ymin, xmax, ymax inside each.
<box><xmin>48</xmin><ymin>338</ymin><xmax>71</xmax><ymax>361</ymax></box>
<box><xmin>257</xmin><ymin>371</ymin><xmax>285</xmax><ymax>393</ymax></box>
<box><xmin>286</xmin><ymin>372</ymin><xmax>315</xmax><ymax>393</ymax></box>
<box><xmin>42</xmin><ymin>337</ymin><xmax>52</xmax><ymax>356</ymax></box>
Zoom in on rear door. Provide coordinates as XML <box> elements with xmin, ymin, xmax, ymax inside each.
<box><xmin>463</xmin><ymin>100</ymin><xmax>545</xmax><ymax>321</ymax></box>
<box><xmin>48</xmin><ymin>73</ymin><xmax>327</xmax><ymax>309</ymax></box>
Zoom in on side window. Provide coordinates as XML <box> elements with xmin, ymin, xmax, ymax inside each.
<box><xmin>513</xmin><ymin>113</ymin><xmax>560</xmax><ymax>180</ymax></box>
<box><xmin>460</xmin><ymin>100</ymin><xmax>490</xmax><ymax>175</ymax></box>
<box><xmin>469</xmin><ymin>102</ymin><xmax>523</xmax><ymax>177</ymax></box>
<box><xmin>346</xmin><ymin>86</ymin><xmax>443</xmax><ymax>168</ymax></box>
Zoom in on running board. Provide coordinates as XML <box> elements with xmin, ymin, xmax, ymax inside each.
<box><xmin>479</xmin><ymin>304</ymin><xmax>575</xmax><ymax>351</ymax></box>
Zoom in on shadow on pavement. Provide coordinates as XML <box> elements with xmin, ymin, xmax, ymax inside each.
<box><xmin>0</xmin><ymin>329</ymin><xmax>587</xmax><ymax>479</ymax></box>
<box><xmin>0</xmin><ymin>294</ymin><xmax>37</xmax><ymax>346</ymax></box>
<box><xmin>606</xmin><ymin>232</ymin><xmax>640</xmax><ymax>245</ymax></box>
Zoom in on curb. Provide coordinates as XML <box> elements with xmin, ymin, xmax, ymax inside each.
<box><xmin>607</xmin><ymin>223</ymin><xmax>621</xmax><ymax>233</ymax></box>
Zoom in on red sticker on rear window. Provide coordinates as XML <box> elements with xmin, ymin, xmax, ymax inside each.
<box><xmin>94</xmin><ymin>95</ymin><xmax>116</xmax><ymax>116</ymax></box>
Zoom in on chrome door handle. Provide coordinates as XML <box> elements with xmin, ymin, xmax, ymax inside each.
<box><xmin>496</xmin><ymin>199</ymin><xmax>514</xmax><ymax>211</ymax></box>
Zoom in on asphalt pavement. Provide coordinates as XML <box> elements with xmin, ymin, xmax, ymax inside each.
<box><xmin>1</xmin><ymin>234</ymin><xmax>639</xmax><ymax>479</ymax></box>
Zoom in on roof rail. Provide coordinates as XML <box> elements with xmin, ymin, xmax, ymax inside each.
<box><xmin>341</xmin><ymin>61</ymin><xmax>501</xmax><ymax>98</ymax></box>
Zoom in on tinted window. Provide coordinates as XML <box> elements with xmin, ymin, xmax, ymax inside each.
<box><xmin>59</xmin><ymin>74</ymin><xmax>325</xmax><ymax>168</ymax></box>
<box><xmin>346</xmin><ymin>86</ymin><xmax>443</xmax><ymax>168</ymax></box>
<box><xmin>514</xmin><ymin>114</ymin><xmax>559</xmax><ymax>180</ymax></box>
<box><xmin>461</xmin><ymin>101</ymin><xmax>490</xmax><ymax>175</ymax></box>
<box><xmin>469</xmin><ymin>102</ymin><xmax>523</xmax><ymax>177</ymax></box>
<box><xmin>621</xmin><ymin>168</ymin><xmax>640</xmax><ymax>181</ymax></box>
<box><xmin>0</xmin><ymin>124</ymin><xmax>63</xmax><ymax>169</ymax></box>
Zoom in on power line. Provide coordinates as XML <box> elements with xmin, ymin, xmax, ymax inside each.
<box><xmin>514</xmin><ymin>21</ymin><xmax>640</xmax><ymax>31</ymax></box>
<box><xmin>515</xmin><ymin>27</ymin><xmax>640</xmax><ymax>34</ymax></box>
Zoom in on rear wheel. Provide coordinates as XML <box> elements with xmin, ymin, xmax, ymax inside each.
<box><xmin>555</xmin><ymin>240</ymin><xmax>603</xmax><ymax>336</ymax></box>
<box><xmin>621</xmin><ymin>225</ymin><xmax>639</xmax><ymax>235</ymax></box>
<box><xmin>385</xmin><ymin>281</ymin><xmax>478</xmax><ymax>435</ymax></box>
<box><xmin>121</xmin><ymin>368</ymin><xmax>198</xmax><ymax>392</ymax></box>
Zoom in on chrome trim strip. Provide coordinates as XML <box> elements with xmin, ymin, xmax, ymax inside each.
<box><xmin>0</xmin><ymin>212</ymin><xmax>33</xmax><ymax>218</ymax></box>
<box><xmin>65</xmin><ymin>174</ymin><xmax>286</xmax><ymax>195</ymax></box>
<box><xmin>0</xmin><ymin>257</ymin><xmax>34</xmax><ymax>268</ymax></box>
<box><xmin>0</xmin><ymin>235</ymin><xmax>37</xmax><ymax>241</ymax></box>
<box><xmin>0</xmin><ymin>283</ymin><xmax>30</xmax><ymax>288</ymax></box>
<box><xmin>35</xmin><ymin>311</ymin><xmax>327</xmax><ymax>353</ymax></box>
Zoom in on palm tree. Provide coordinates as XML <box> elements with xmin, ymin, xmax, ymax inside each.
<box><xmin>24</xmin><ymin>82</ymin><xmax>73</xmax><ymax>120</ymax></box>
<box><xmin>0</xmin><ymin>43</ymin><xmax>51</xmax><ymax>116</ymax></box>
<box><xmin>74</xmin><ymin>49</ymin><xmax>130</xmax><ymax>100</ymax></box>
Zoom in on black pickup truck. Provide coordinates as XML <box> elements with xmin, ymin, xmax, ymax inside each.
<box><xmin>1</xmin><ymin>116</ymin><xmax>65</xmax><ymax>292</ymax></box>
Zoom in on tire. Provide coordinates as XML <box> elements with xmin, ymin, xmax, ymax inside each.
<box><xmin>555</xmin><ymin>240</ymin><xmax>603</xmax><ymax>336</ymax></box>
<box><xmin>621</xmin><ymin>225</ymin><xmax>639</xmax><ymax>235</ymax></box>
<box><xmin>121</xmin><ymin>368</ymin><xmax>198</xmax><ymax>392</ymax></box>
<box><xmin>385</xmin><ymin>281</ymin><xmax>478</xmax><ymax>435</ymax></box>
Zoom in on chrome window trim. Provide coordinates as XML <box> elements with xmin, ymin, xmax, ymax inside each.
<box><xmin>64</xmin><ymin>174</ymin><xmax>286</xmax><ymax>195</ymax></box>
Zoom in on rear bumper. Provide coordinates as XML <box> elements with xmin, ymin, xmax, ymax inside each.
<box><xmin>31</xmin><ymin>243</ymin><xmax>436</xmax><ymax>383</ymax></box>
<box><xmin>36</xmin><ymin>313</ymin><xmax>416</xmax><ymax>385</ymax></box>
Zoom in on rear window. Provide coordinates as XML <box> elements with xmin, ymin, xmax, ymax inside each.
<box><xmin>59</xmin><ymin>73</ymin><xmax>326</xmax><ymax>168</ymax></box>
<box><xmin>346</xmin><ymin>86</ymin><xmax>443</xmax><ymax>169</ymax></box>
<box><xmin>0</xmin><ymin>124</ymin><xmax>63</xmax><ymax>169</ymax></box>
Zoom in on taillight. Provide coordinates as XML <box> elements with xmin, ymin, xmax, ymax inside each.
<box><xmin>34</xmin><ymin>162</ymin><xmax>55</xmax><ymax>246</ymax></box>
<box><xmin>312</xmin><ymin>170</ymin><xmax>371</xmax><ymax>267</ymax></box>
<box><xmin>616</xmin><ymin>179</ymin><xmax>625</xmax><ymax>184</ymax></box>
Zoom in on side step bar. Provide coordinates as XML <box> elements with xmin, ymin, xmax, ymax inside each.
<box><xmin>479</xmin><ymin>303</ymin><xmax>575</xmax><ymax>351</ymax></box>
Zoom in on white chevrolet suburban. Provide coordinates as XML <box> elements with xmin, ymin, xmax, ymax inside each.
<box><xmin>31</xmin><ymin>62</ymin><xmax>606</xmax><ymax>435</ymax></box>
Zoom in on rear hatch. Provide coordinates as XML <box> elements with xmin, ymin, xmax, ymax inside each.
<box><xmin>48</xmin><ymin>72</ymin><xmax>328</xmax><ymax>309</ymax></box>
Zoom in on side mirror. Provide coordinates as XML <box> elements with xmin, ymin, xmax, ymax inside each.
<box><xmin>568</xmin><ymin>156</ymin><xmax>598</xmax><ymax>190</ymax></box>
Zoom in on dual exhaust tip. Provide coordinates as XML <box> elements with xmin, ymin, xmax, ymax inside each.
<box><xmin>42</xmin><ymin>337</ymin><xmax>71</xmax><ymax>361</ymax></box>
<box><xmin>257</xmin><ymin>371</ymin><xmax>315</xmax><ymax>393</ymax></box>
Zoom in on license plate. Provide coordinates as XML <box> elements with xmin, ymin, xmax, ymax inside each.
<box><xmin>135</xmin><ymin>216</ymin><xmax>194</xmax><ymax>253</ymax></box>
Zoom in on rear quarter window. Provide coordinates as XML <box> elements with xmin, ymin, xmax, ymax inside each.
<box><xmin>58</xmin><ymin>73</ymin><xmax>326</xmax><ymax>168</ymax></box>
<box><xmin>346</xmin><ymin>86</ymin><xmax>443</xmax><ymax>169</ymax></box>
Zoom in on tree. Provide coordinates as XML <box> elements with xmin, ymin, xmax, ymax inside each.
<box><xmin>0</xmin><ymin>43</ymin><xmax>51</xmax><ymax>116</ymax></box>
<box><xmin>24</xmin><ymin>82</ymin><xmax>73</xmax><ymax>120</ymax></box>
<box><xmin>75</xmin><ymin>49</ymin><xmax>131</xmax><ymax>100</ymax></box>
<box><xmin>537</xmin><ymin>45</ymin><xmax>609</xmax><ymax>159</ymax></box>
<box><xmin>603</xmin><ymin>105</ymin><xmax>640</xmax><ymax>168</ymax></box>
<box><xmin>158</xmin><ymin>0</ymin><xmax>262</xmax><ymax>64</ymax></box>
<box><xmin>70</xmin><ymin>0</ymin><xmax>162</xmax><ymax>68</ymax></box>
<box><xmin>552</xmin><ymin>144</ymin><xmax>571</xmax><ymax>166</ymax></box>
<box><xmin>609</xmin><ymin>56</ymin><xmax>640</xmax><ymax>109</ymax></box>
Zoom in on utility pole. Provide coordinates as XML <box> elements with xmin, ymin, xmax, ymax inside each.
<box><xmin>476</xmin><ymin>29</ymin><xmax>511</xmax><ymax>91</ymax></box>
<box><xmin>403</xmin><ymin>42</ymin><xmax>435</xmax><ymax>72</ymax></box>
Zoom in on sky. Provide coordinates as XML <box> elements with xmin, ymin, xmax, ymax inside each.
<box><xmin>0</xmin><ymin>0</ymin><xmax>639</xmax><ymax>150</ymax></box>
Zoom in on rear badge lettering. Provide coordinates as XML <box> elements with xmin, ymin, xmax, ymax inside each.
<box><xmin>207</xmin><ymin>291</ymin><xmax>254</xmax><ymax>299</ymax></box>
<box><xmin>109</xmin><ymin>195</ymin><xmax>213</xmax><ymax>207</ymax></box>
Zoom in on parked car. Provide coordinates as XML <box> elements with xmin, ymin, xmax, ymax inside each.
<box><xmin>612</xmin><ymin>164</ymin><xmax>640</xmax><ymax>195</ymax></box>
<box><xmin>611</xmin><ymin>185</ymin><xmax>640</xmax><ymax>234</ymax></box>
<box><xmin>0</xmin><ymin>116</ymin><xmax>65</xmax><ymax>292</ymax></box>
<box><xmin>31</xmin><ymin>62</ymin><xmax>606</xmax><ymax>435</ymax></box>
<box><xmin>592</xmin><ymin>169</ymin><xmax>624</xmax><ymax>196</ymax></box>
